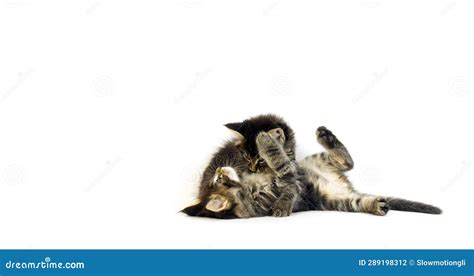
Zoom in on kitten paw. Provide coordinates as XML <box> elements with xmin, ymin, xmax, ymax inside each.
<box><xmin>268</xmin><ymin>128</ymin><xmax>286</xmax><ymax>144</ymax></box>
<box><xmin>274</xmin><ymin>163</ymin><xmax>296</xmax><ymax>178</ymax></box>
<box><xmin>316</xmin><ymin>126</ymin><xmax>338</xmax><ymax>149</ymax></box>
<box><xmin>213</xmin><ymin>167</ymin><xmax>240</xmax><ymax>186</ymax></box>
<box><xmin>256</xmin><ymin>132</ymin><xmax>275</xmax><ymax>150</ymax></box>
<box><xmin>271</xmin><ymin>200</ymin><xmax>293</xmax><ymax>217</ymax></box>
<box><xmin>372</xmin><ymin>197</ymin><xmax>389</xmax><ymax>216</ymax></box>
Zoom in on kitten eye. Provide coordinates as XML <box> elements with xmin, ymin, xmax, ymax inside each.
<box><xmin>223</xmin><ymin>181</ymin><xmax>235</xmax><ymax>188</ymax></box>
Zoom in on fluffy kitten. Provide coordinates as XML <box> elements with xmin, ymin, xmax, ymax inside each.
<box><xmin>182</xmin><ymin>114</ymin><xmax>441</xmax><ymax>218</ymax></box>
<box><xmin>182</xmin><ymin>114</ymin><xmax>303</xmax><ymax>218</ymax></box>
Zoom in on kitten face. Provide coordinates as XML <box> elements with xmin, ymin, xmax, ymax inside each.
<box><xmin>182</xmin><ymin>114</ymin><xmax>296</xmax><ymax>219</ymax></box>
<box><xmin>182</xmin><ymin>187</ymin><xmax>241</xmax><ymax>219</ymax></box>
<box><xmin>225</xmin><ymin>114</ymin><xmax>295</xmax><ymax>172</ymax></box>
<box><xmin>182</xmin><ymin>169</ymin><xmax>253</xmax><ymax>219</ymax></box>
<box><xmin>182</xmin><ymin>183</ymin><xmax>253</xmax><ymax>219</ymax></box>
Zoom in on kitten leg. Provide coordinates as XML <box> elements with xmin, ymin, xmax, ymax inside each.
<box><xmin>256</xmin><ymin>131</ymin><xmax>298</xmax><ymax>217</ymax></box>
<box><xmin>322</xmin><ymin>194</ymin><xmax>389</xmax><ymax>216</ymax></box>
<box><xmin>256</xmin><ymin>131</ymin><xmax>296</xmax><ymax>177</ymax></box>
<box><xmin>316</xmin><ymin>126</ymin><xmax>354</xmax><ymax>172</ymax></box>
<box><xmin>271</xmin><ymin>176</ymin><xmax>300</xmax><ymax>217</ymax></box>
<box><xmin>212</xmin><ymin>167</ymin><xmax>241</xmax><ymax>187</ymax></box>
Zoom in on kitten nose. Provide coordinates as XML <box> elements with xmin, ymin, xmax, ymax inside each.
<box><xmin>249</xmin><ymin>161</ymin><xmax>258</xmax><ymax>172</ymax></box>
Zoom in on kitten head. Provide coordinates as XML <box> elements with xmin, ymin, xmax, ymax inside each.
<box><xmin>181</xmin><ymin>181</ymin><xmax>252</xmax><ymax>219</ymax></box>
<box><xmin>225</xmin><ymin>114</ymin><xmax>295</xmax><ymax>172</ymax></box>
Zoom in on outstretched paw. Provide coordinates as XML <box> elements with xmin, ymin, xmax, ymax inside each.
<box><xmin>212</xmin><ymin>167</ymin><xmax>240</xmax><ymax>186</ymax></box>
<box><xmin>372</xmin><ymin>197</ymin><xmax>389</xmax><ymax>216</ymax></box>
<box><xmin>256</xmin><ymin>128</ymin><xmax>286</xmax><ymax>151</ymax></box>
<box><xmin>268</xmin><ymin>128</ymin><xmax>285</xmax><ymax>144</ymax></box>
<box><xmin>316</xmin><ymin>126</ymin><xmax>338</xmax><ymax>149</ymax></box>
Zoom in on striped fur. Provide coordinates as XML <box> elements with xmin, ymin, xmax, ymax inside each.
<box><xmin>182</xmin><ymin>115</ymin><xmax>442</xmax><ymax>218</ymax></box>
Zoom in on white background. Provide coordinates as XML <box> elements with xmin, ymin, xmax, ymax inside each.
<box><xmin>0</xmin><ymin>0</ymin><xmax>473</xmax><ymax>249</ymax></box>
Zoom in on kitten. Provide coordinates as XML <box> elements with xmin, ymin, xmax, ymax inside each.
<box><xmin>182</xmin><ymin>114</ymin><xmax>303</xmax><ymax>218</ymax></box>
<box><xmin>182</xmin><ymin>114</ymin><xmax>442</xmax><ymax>218</ymax></box>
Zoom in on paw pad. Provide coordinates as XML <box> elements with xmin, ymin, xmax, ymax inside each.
<box><xmin>316</xmin><ymin>126</ymin><xmax>337</xmax><ymax>148</ymax></box>
<box><xmin>374</xmin><ymin>198</ymin><xmax>389</xmax><ymax>216</ymax></box>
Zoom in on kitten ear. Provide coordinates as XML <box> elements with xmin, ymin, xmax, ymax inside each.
<box><xmin>181</xmin><ymin>201</ymin><xmax>203</xmax><ymax>216</ymax></box>
<box><xmin>205</xmin><ymin>196</ymin><xmax>230</xmax><ymax>212</ymax></box>
<box><xmin>225</xmin><ymin>122</ymin><xmax>244</xmax><ymax>135</ymax></box>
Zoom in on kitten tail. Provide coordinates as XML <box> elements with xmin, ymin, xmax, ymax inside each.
<box><xmin>386</xmin><ymin>197</ymin><xmax>442</xmax><ymax>215</ymax></box>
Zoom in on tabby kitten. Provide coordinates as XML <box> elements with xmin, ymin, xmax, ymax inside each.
<box><xmin>182</xmin><ymin>114</ymin><xmax>303</xmax><ymax>218</ymax></box>
<box><xmin>182</xmin><ymin>114</ymin><xmax>441</xmax><ymax>218</ymax></box>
